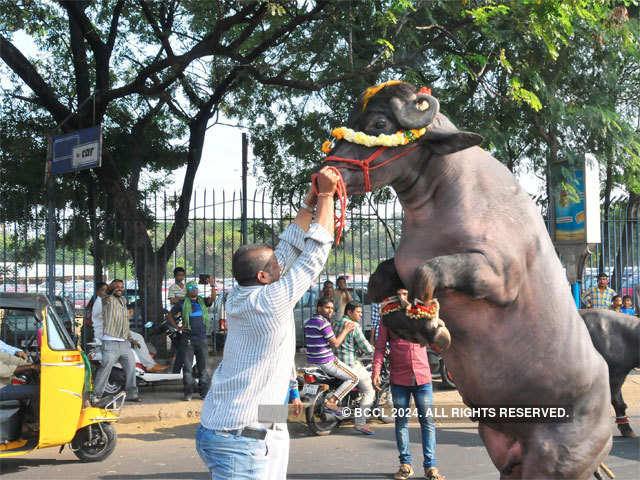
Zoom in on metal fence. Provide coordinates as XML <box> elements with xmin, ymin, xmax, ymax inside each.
<box><xmin>0</xmin><ymin>190</ymin><xmax>637</xmax><ymax>344</ymax></box>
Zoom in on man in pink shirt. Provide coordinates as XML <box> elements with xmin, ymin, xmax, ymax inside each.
<box><xmin>372</xmin><ymin>291</ymin><xmax>444</xmax><ymax>480</ymax></box>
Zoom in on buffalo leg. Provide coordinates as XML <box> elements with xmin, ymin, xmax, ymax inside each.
<box><xmin>410</xmin><ymin>252</ymin><xmax>522</xmax><ymax>307</ymax></box>
<box><xmin>611</xmin><ymin>371</ymin><xmax>636</xmax><ymax>438</ymax></box>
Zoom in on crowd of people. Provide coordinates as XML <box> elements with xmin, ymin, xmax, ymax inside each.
<box><xmin>581</xmin><ymin>272</ymin><xmax>637</xmax><ymax>314</ymax></box>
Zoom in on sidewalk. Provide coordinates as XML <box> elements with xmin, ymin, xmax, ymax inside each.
<box><xmin>119</xmin><ymin>354</ymin><xmax>640</xmax><ymax>426</ymax></box>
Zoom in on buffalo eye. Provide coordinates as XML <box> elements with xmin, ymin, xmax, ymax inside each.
<box><xmin>375</xmin><ymin>119</ymin><xmax>387</xmax><ymax>129</ymax></box>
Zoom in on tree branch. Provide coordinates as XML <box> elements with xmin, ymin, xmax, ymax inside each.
<box><xmin>0</xmin><ymin>34</ymin><xmax>74</xmax><ymax>126</ymax></box>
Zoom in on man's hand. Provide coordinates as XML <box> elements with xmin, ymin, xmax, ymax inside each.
<box><xmin>316</xmin><ymin>166</ymin><xmax>340</xmax><ymax>195</ymax></box>
<box><xmin>372</xmin><ymin>372</ymin><xmax>382</xmax><ymax>391</ymax></box>
<box><xmin>344</xmin><ymin>321</ymin><xmax>356</xmax><ymax>333</ymax></box>
<box><xmin>291</xmin><ymin>398</ymin><xmax>303</xmax><ymax>416</ymax></box>
<box><xmin>14</xmin><ymin>350</ymin><xmax>27</xmax><ymax>360</ymax></box>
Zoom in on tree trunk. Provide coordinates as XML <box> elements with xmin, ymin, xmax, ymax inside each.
<box><xmin>600</xmin><ymin>154</ymin><xmax>615</xmax><ymax>273</ymax></box>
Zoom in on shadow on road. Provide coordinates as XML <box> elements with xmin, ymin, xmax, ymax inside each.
<box><xmin>100</xmin><ymin>473</ymin><xmax>208</xmax><ymax>479</ymax></box>
<box><xmin>0</xmin><ymin>458</ymin><xmax>77</xmax><ymax>476</ymax></box>
<box><xmin>287</xmin><ymin>475</ymin><xmax>392</xmax><ymax>479</ymax></box>
<box><xmin>118</xmin><ymin>423</ymin><xmax>199</xmax><ymax>442</ymax></box>
<box><xmin>610</xmin><ymin>435</ymin><xmax>640</xmax><ymax>462</ymax></box>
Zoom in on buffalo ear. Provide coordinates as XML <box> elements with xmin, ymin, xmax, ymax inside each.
<box><xmin>421</xmin><ymin>113</ymin><xmax>484</xmax><ymax>155</ymax></box>
<box><xmin>426</xmin><ymin>131</ymin><xmax>484</xmax><ymax>155</ymax></box>
<box><xmin>368</xmin><ymin>258</ymin><xmax>405</xmax><ymax>303</ymax></box>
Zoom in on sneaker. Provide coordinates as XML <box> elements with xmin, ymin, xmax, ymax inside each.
<box><xmin>424</xmin><ymin>467</ymin><xmax>445</xmax><ymax>480</ymax></box>
<box><xmin>184</xmin><ymin>394</ymin><xmax>192</xmax><ymax>402</ymax></box>
<box><xmin>354</xmin><ymin>425</ymin><xmax>375</xmax><ymax>435</ymax></box>
<box><xmin>394</xmin><ymin>463</ymin><xmax>414</xmax><ymax>480</ymax></box>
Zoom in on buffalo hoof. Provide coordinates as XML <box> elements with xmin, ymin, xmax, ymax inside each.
<box><xmin>618</xmin><ymin>423</ymin><xmax>637</xmax><ymax>438</ymax></box>
<box><xmin>431</xmin><ymin>323</ymin><xmax>451</xmax><ymax>351</ymax></box>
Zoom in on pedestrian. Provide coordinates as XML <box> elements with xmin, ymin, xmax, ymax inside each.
<box><xmin>168</xmin><ymin>267</ymin><xmax>187</xmax><ymax>372</ymax></box>
<box><xmin>93</xmin><ymin>282</ymin><xmax>166</xmax><ymax>373</ymax></box>
<box><xmin>304</xmin><ymin>297</ymin><xmax>358</xmax><ymax>415</ymax></box>
<box><xmin>611</xmin><ymin>295</ymin><xmax>623</xmax><ymax>312</ymax></box>
<box><xmin>90</xmin><ymin>279</ymin><xmax>141</xmax><ymax>404</ymax></box>
<box><xmin>369</xmin><ymin>301</ymin><xmax>381</xmax><ymax>345</ymax></box>
<box><xmin>333</xmin><ymin>301</ymin><xmax>376</xmax><ymax>435</ymax></box>
<box><xmin>168</xmin><ymin>267</ymin><xmax>187</xmax><ymax>305</ymax></box>
<box><xmin>373</xmin><ymin>292</ymin><xmax>445</xmax><ymax>480</ymax></box>
<box><xmin>333</xmin><ymin>275</ymin><xmax>353</xmax><ymax>321</ymax></box>
<box><xmin>197</xmin><ymin>167</ymin><xmax>339</xmax><ymax>479</ymax></box>
<box><xmin>581</xmin><ymin>272</ymin><xmax>616</xmax><ymax>309</ymax></box>
<box><xmin>168</xmin><ymin>279</ymin><xmax>215</xmax><ymax>401</ymax></box>
<box><xmin>321</xmin><ymin>280</ymin><xmax>335</xmax><ymax>299</ymax></box>
<box><xmin>84</xmin><ymin>281</ymin><xmax>107</xmax><ymax>345</ymax></box>
<box><xmin>622</xmin><ymin>295</ymin><xmax>636</xmax><ymax>315</ymax></box>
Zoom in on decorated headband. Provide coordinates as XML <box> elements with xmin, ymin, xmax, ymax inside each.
<box><xmin>321</xmin><ymin>83</ymin><xmax>433</xmax><ymax>153</ymax></box>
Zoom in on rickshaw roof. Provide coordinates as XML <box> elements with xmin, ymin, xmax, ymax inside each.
<box><xmin>0</xmin><ymin>292</ymin><xmax>51</xmax><ymax>310</ymax></box>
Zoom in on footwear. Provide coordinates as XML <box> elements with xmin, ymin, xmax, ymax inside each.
<box><xmin>394</xmin><ymin>463</ymin><xmax>414</xmax><ymax>480</ymax></box>
<box><xmin>354</xmin><ymin>425</ymin><xmax>375</xmax><ymax>435</ymax></box>
<box><xmin>148</xmin><ymin>364</ymin><xmax>169</xmax><ymax>373</ymax></box>
<box><xmin>184</xmin><ymin>394</ymin><xmax>192</xmax><ymax>401</ymax></box>
<box><xmin>424</xmin><ymin>467</ymin><xmax>445</xmax><ymax>480</ymax></box>
<box><xmin>126</xmin><ymin>396</ymin><xmax>143</xmax><ymax>403</ymax></box>
<box><xmin>90</xmin><ymin>395</ymin><xmax>112</xmax><ymax>408</ymax></box>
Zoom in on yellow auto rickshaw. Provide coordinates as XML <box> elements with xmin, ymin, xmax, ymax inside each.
<box><xmin>0</xmin><ymin>293</ymin><xmax>123</xmax><ymax>462</ymax></box>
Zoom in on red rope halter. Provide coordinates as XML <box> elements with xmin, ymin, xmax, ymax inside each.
<box><xmin>311</xmin><ymin>166</ymin><xmax>348</xmax><ymax>244</ymax></box>
<box><xmin>312</xmin><ymin>143</ymin><xmax>420</xmax><ymax>244</ymax></box>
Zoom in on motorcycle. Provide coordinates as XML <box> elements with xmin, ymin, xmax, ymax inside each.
<box><xmin>300</xmin><ymin>357</ymin><xmax>393</xmax><ymax>436</ymax></box>
<box><xmin>86</xmin><ymin>320</ymin><xmax>196</xmax><ymax>395</ymax></box>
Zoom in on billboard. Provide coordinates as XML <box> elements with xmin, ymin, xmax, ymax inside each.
<box><xmin>51</xmin><ymin>126</ymin><xmax>102</xmax><ymax>174</ymax></box>
<box><xmin>552</xmin><ymin>155</ymin><xmax>600</xmax><ymax>244</ymax></box>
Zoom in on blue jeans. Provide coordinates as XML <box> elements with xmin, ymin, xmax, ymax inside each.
<box><xmin>391</xmin><ymin>382</ymin><xmax>436</xmax><ymax>469</ymax></box>
<box><xmin>196</xmin><ymin>424</ymin><xmax>268</xmax><ymax>479</ymax></box>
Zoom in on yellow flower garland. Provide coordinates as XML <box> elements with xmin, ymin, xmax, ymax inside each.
<box><xmin>321</xmin><ymin>126</ymin><xmax>427</xmax><ymax>153</ymax></box>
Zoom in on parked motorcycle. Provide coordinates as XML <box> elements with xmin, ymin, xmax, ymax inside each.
<box><xmin>86</xmin><ymin>321</ymin><xmax>195</xmax><ymax>395</ymax></box>
<box><xmin>300</xmin><ymin>357</ymin><xmax>393</xmax><ymax>436</ymax></box>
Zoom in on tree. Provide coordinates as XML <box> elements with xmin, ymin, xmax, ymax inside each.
<box><xmin>0</xmin><ymin>0</ymin><xmax>437</xmax><ymax>321</ymax></box>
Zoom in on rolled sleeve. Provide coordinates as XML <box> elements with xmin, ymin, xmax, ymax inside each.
<box><xmin>263</xmin><ymin>223</ymin><xmax>333</xmax><ymax>329</ymax></box>
<box><xmin>372</xmin><ymin>323</ymin><xmax>389</xmax><ymax>376</ymax></box>
<box><xmin>274</xmin><ymin>223</ymin><xmax>306</xmax><ymax>274</ymax></box>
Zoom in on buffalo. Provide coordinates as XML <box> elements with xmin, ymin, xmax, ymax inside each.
<box><xmin>321</xmin><ymin>81</ymin><xmax>612</xmax><ymax>479</ymax></box>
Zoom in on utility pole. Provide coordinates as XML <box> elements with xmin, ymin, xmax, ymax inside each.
<box><xmin>241</xmin><ymin>132</ymin><xmax>248</xmax><ymax>245</ymax></box>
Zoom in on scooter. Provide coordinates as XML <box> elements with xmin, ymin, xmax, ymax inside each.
<box><xmin>86</xmin><ymin>320</ymin><xmax>195</xmax><ymax>395</ymax></box>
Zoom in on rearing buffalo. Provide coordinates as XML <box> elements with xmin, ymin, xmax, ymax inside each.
<box><xmin>320</xmin><ymin>81</ymin><xmax>611</xmax><ymax>479</ymax></box>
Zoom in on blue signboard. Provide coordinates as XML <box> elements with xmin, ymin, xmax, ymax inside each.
<box><xmin>51</xmin><ymin>126</ymin><xmax>102</xmax><ymax>174</ymax></box>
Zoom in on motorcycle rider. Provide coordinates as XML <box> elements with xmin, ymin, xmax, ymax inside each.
<box><xmin>333</xmin><ymin>301</ymin><xmax>376</xmax><ymax>435</ymax></box>
<box><xmin>168</xmin><ymin>279</ymin><xmax>215</xmax><ymax>401</ymax></box>
<box><xmin>304</xmin><ymin>297</ymin><xmax>357</xmax><ymax>415</ymax></box>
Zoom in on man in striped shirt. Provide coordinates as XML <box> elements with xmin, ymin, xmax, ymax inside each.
<box><xmin>304</xmin><ymin>297</ymin><xmax>357</xmax><ymax>414</ymax></box>
<box><xmin>197</xmin><ymin>167</ymin><xmax>339</xmax><ymax>480</ymax></box>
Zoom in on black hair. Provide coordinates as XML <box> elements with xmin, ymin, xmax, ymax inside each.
<box><xmin>96</xmin><ymin>282</ymin><xmax>108</xmax><ymax>289</ymax></box>
<box><xmin>323</xmin><ymin>280</ymin><xmax>334</xmax><ymax>287</ymax></box>
<box><xmin>597</xmin><ymin>272</ymin><xmax>608</xmax><ymax>279</ymax></box>
<box><xmin>317</xmin><ymin>297</ymin><xmax>335</xmax><ymax>309</ymax></box>
<box><xmin>344</xmin><ymin>301</ymin><xmax>362</xmax><ymax>316</ymax></box>
<box><xmin>612</xmin><ymin>295</ymin><xmax>622</xmax><ymax>301</ymax></box>
<box><xmin>336</xmin><ymin>276</ymin><xmax>347</xmax><ymax>283</ymax></box>
<box><xmin>232</xmin><ymin>243</ymin><xmax>273</xmax><ymax>285</ymax></box>
<box><xmin>622</xmin><ymin>295</ymin><xmax>632</xmax><ymax>301</ymax></box>
<box><xmin>111</xmin><ymin>278</ymin><xmax>124</xmax><ymax>284</ymax></box>
<box><xmin>173</xmin><ymin>267</ymin><xmax>186</xmax><ymax>276</ymax></box>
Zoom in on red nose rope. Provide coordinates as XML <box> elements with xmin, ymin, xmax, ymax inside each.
<box><xmin>311</xmin><ymin>143</ymin><xmax>421</xmax><ymax>244</ymax></box>
<box><xmin>311</xmin><ymin>166</ymin><xmax>348</xmax><ymax>245</ymax></box>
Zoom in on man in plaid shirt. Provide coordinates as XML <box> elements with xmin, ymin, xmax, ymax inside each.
<box><xmin>369</xmin><ymin>302</ymin><xmax>381</xmax><ymax>345</ymax></box>
<box><xmin>582</xmin><ymin>272</ymin><xmax>617</xmax><ymax>309</ymax></box>
<box><xmin>333</xmin><ymin>301</ymin><xmax>376</xmax><ymax>435</ymax></box>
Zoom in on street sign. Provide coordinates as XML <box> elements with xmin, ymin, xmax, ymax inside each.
<box><xmin>51</xmin><ymin>126</ymin><xmax>102</xmax><ymax>174</ymax></box>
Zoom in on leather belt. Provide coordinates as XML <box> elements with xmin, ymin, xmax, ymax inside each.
<box><xmin>224</xmin><ymin>424</ymin><xmax>284</xmax><ymax>440</ymax></box>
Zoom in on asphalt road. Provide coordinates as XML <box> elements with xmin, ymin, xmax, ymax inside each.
<box><xmin>0</xmin><ymin>419</ymin><xmax>638</xmax><ymax>480</ymax></box>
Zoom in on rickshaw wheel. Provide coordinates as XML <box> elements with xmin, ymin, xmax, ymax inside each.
<box><xmin>71</xmin><ymin>422</ymin><xmax>117</xmax><ymax>462</ymax></box>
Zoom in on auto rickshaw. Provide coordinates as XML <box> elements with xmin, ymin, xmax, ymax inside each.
<box><xmin>0</xmin><ymin>293</ymin><xmax>123</xmax><ymax>462</ymax></box>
